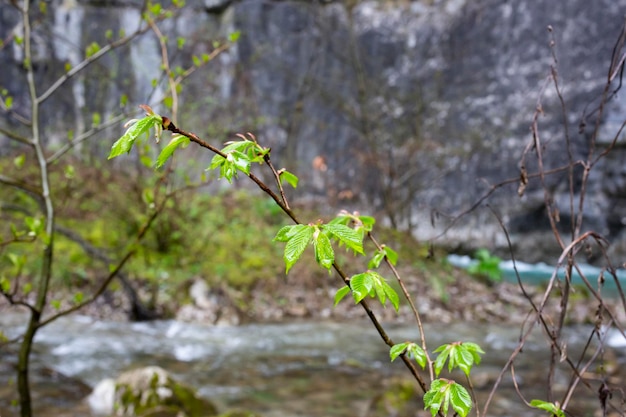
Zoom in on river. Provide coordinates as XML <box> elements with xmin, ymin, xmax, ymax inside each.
<box><xmin>0</xmin><ymin>312</ymin><xmax>624</xmax><ymax>417</ymax></box>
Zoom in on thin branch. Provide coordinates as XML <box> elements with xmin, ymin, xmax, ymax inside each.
<box><xmin>46</xmin><ymin>113</ymin><xmax>127</xmax><ymax>164</ymax></box>
<box><xmin>0</xmin><ymin>126</ymin><xmax>31</xmax><ymax>145</ymax></box>
<box><xmin>0</xmin><ymin>174</ymin><xmax>42</xmax><ymax>200</ymax></box>
<box><xmin>368</xmin><ymin>231</ymin><xmax>434</xmax><ymax>381</ymax></box>
<box><xmin>37</xmin><ymin>25</ymin><xmax>152</xmax><ymax>105</ymax></box>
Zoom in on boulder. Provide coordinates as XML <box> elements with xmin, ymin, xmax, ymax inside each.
<box><xmin>87</xmin><ymin>366</ymin><xmax>218</xmax><ymax>417</ymax></box>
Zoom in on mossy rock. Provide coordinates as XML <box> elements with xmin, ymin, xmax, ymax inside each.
<box><xmin>89</xmin><ymin>366</ymin><xmax>218</xmax><ymax>417</ymax></box>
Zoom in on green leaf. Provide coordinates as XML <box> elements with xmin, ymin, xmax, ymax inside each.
<box><xmin>177</xmin><ymin>37</ymin><xmax>185</xmax><ymax>49</ymax></box>
<box><xmin>359</xmin><ymin>215</ymin><xmax>376</xmax><ymax>231</ymax></box>
<box><xmin>228</xmin><ymin>150</ymin><xmax>252</xmax><ymax>175</ymax></box>
<box><xmin>390</xmin><ymin>342</ymin><xmax>409</xmax><ymax>362</ymax></box>
<box><xmin>277</xmin><ymin>224</ymin><xmax>314</xmax><ymax>274</ymax></box>
<box><xmin>85</xmin><ymin>41</ymin><xmax>101</xmax><ymax>58</ymax></box>
<box><xmin>321</xmin><ymin>223</ymin><xmax>364</xmax><ymax>255</ymax></box>
<box><xmin>73</xmin><ymin>292</ymin><xmax>84</xmax><ymax>304</ymax></box>
<box><xmin>349</xmin><ymin>271</ymin><xmax>399</xmax><ymax>310</ymax></box>
<box><xmin>13</xmin><ymin>154</ymin><xmax>25</xmax><ymax>169</ymax></box>
<box><xmin>156</xmin><ymin>135</ymin><xmax>189</xmax><ymax>168</ymax></box>
<box><xmin>209</xmin><ymin>140</ymin><xmax>260</xmax><ymax>182</ymax></box>
<box><xmin>383</xmin><ymin>246</ymin><xmax>398</xmax><ymax>265</ymax></box>
<box><xmin>407</xmin><ymin>343</ymin><xmax>428</xmax><ymax>368</ymax></box>
<box><xmin>333</xmin><ymin>285</ymin><xmax>350</xmax><ymax>306</ymax></box>
<box><xmin>280</xmin><ymin>170</ymin><xmax>299</xmax><ymax>188</ymax></box>
<box><xmin>0</xmin><ymin>276</ymin><xmax>11</xmax><ymax>293</ymax></box>
<box><xmin>368</xmin><ymin>250</ymin><xmax>385</xmax><ymax>269</ymax></box>
<box><xmin>64</xmin><ymin>164</ymin><xmax>75</xmax><ymax>179</ymax></box>
<box><xmin>530</xmin><ymin>400</ymin><xmax>566</xmax><ymax>417</ymax></box>
<box><xmin>5</xmin><ymin>96</ymin><xmax>13</xmax><ymax>109</ymax></box>
<box><xmin>23</xmin><ymin>282</ymin><xmax>32</xmax><ymax>295</ymax></box>
<box><xmin>313</xmin><ymin>229</ymin><xmax>334</xmax><ymax>271</ymax></box>
<box><xmin>350</xmin><ymin>272</ymin><xmax>374</xmax><ymax>304</ymax></box>
<box><xmin>51</xmin><ymin>300</ymin><xmax>61</xmax><ymax>310</ymax></box>
<box><xmin>274</xmin><ymin>225</ymin><xmax>300</xmax><ymax>242</ymax></box>
<box><xmin>380</xmin><ymin>280</ymin><xmax>400</xmax><ymax>311</ymax></box>
<box><xmin>192</xmin><ymin>55</ymin><xmax>201</xmax><ymax>67</ymax></box>
<box><xmin>423</xmin><ymin>379</ymin><xmax>449</xmax><ymax>417</ymax></box>
<box><xmin>229</xmin><ymin>30</ymin><xmax>241</xmax><ymax>42</ymax></box>
<box><xmin>92</xmin><ymin>112</ymin><xmax>101</xmax><ymax>127</ymax></box>
<box><xmin>449</xmin><ymin>382</ymin><xmax>472</xmax><ymax>417</ymax></box>
<box><xmin>433</xmin><ymin>342</ymin><xmax>484</xmax><ymax>377</ymax></box>
<box><xmin>24</xmin><ymin>216</ymin><xmax>43</xmax><ymax>236</ymax></box>
<box><xmin>108</xmin><ymin>114</ymin><xmax>162</xmax><ymax>159</ymax></box>
<box><xmin>433</xmin><ymin>345</ymin><xmax>451</xmax><ymax>377</ymax></box>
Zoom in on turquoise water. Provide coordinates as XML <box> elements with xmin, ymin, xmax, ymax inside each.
<box><xmin>448</xmin><ymin>254</ymin><xmax>626</xmax><ymax>291</ymax></box>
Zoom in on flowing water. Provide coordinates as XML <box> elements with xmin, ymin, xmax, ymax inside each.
<box><xmin>0</xmin><ymin>312</ymin><xmax>624</xmax><ymax>417</ymax></box>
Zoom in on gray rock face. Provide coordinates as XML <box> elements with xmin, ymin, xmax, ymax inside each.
<box><xmin>2</xmin><ymin>0</ymin><xmax>626</xmax><ymax>263</ymax></box>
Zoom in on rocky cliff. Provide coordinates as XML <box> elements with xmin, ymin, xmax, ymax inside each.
<box><xmin>2</xmin><ymin>0</ymin><xmax>626</xmax><ymax>264</ymax></box>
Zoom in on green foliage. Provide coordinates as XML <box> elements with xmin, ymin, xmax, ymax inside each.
<box><xmin>368</xmin><ymin>245</ymin><xmax>398</xmax><ymax>269</ymax></box>
<box><xmin>433</xmin><ymin>342</ymin><xmax>484</xmax><ymax>377</ymax></box>
<box><xmin>334</xmin><ymin>270</ymin><xmax>400</xmax><ymax>311</ymax></box>
<box><xmin>209</xmin><ymin>138</ymin><xmax>269</xmax><ymax>182</ymax></box>
<box><xmin>85</xmin><ymin>41</ymin><xmax>101</xmax><ymax>58</ymax></box>
<box><xmin>156</xmin><ymin>135</ymin><xmax>190</xmax><ymax>168</ymax></box>
<box><xmin>390</xmin><ymin>342</ymin><xmax>427</xmax><ymax>368</ymax></box>
<box><xmin>274</xmin><ymin>222</ymin><xmax>364</xmax><ymax>273</ymax></box>
<box><xmin>279</xmin><ymin>169</ymin><xmax>299</xmax><ymax>188</ymax></box>
<box><xmin>530</xmin><ymin>399</ymin><xmax>566</xmax><ymax>417</ymax></box>
<box><xmin>423</xmin><ymin>378</ymin><xmax>472</xmax><ymax>417</ymax></box>
<box><xmin>108</xmin><ymin>113</ymin><xmax>163</xmax><ymax>159</ymax></box>
<box><xmin>467</xmin><ymin>248</ymin><xmax>502</xmax><ymax>283</ymax></box>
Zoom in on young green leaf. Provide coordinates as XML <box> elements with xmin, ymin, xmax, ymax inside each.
<box><xmin>85</xmin><ymin>41</ymin><xmax>101</xmax><ymax>58</ymax></box>
<box><xmin>433</xmin><ymin>342</ymin><xmax>484</xmax><ymax>377</ymax></box>
<box><xmin>424</xmin><ymin>379</ymin><xmax>472</xmax><ymax>417</ymax></box>
<box><xmin>368</xmin><ymin>250</ymin><xmax>385</xmax><ymax>269</ymax></box>
<box><xmin>313</xmin><ymin>229</ymin><xmax>334</xmax><ymax>271</ymax></box>
<box><xmin>274</xmin><ymin>224</ymin><xmax>301</xmax><ymax>242</ymax></box>
<box><xmin>109</xmin><ymin>114</ymin><xmax>162</xmax><ymax>159</ymax></box>
<box><xmin>279</xmin><ymin>170</ymin><xmax>299</xmax><ymax>188</ymax></box>
<box><xmin>406</xmin><ymin>343</ymin><xmax>427</xmax><ymax>368</ymax></box>
<box><xmin>333</xmin><ymin>285</ymin><xmax>351</xmax><ymax>306</ymax></box>
<box><xmin>390</xmin><ymin>342</ymin><xmax>410</xmax><ymax>361</ymax></box>
<box><xmin>383</xmin><ymin>245</ymin><xmax>398</xmax><ymax>265</ymax></box>
<box><xmin>156</xmin><ymin>135</ymin><xmax>190</xmax><ymax>168</ymax></box>
<box><xmin>228</xmin><ymin>150</ymin><xmax>252</xmax><ymax>175</ymax></box>
<box><xmin>350</xmin><ymin>272</ymin><xmax>374</xmax><ymax>303</ymax></box>
<box><xmin>321</xmin><ymin>223</ymin><xmax>364</xmax><ymax>255</ymax></box>
<box><xmin>13</xmin><ymin>154</ymin><xmax>25</xmax><ymax>169</ymax></box>
<box><xmin>229</xmin><ymin>31</ymin><xmax>241</xmax><ymax>42</ymax></box>
<box><xmin>449</xmin><ymin>382</ymin><xmax>472</xmax><ymax>417</ymax></box>
<box><xmin>277</xmin><ymin>224</ymin><xmax>314</xmax><ymax>274</ymax></box>
<box><xmin>530</xmin><ymin>400</ymin><xmax>566</xmax><ymax>417</ymax></box>
<box><xmin>370</xmin><ymin>277</ymin><xmax>399</xmax><ymax>311</ymax></box>
<box><xmin>349</xmin><ymin>271</ymin><xmax>400</xmax><ymax>311</ymax></box>
<box><xmin>73</xmin><ymin>292</ymin><xmax>84</xmax><ymax>304</ymax></box>
<box><xmin>0</xmin><ymin>276</ymin><xmax>11</xmax><ymax>293</ymax></box>
<box><xmin>208</xmin><ymin>140</ymin><xmax>260</xmax><ymax>182</ymax></box>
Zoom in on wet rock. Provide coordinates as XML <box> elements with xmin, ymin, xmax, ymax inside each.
<box><xmin>87</xmin><ymin>366</ymin><xmax>218</xmax><ymax>417</ymax></box>
<box><xmin>176</xmin><ymin>279</ymin><xmax>240</xmax><ymax>326</ymax></box>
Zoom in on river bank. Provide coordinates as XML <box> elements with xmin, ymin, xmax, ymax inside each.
<box><xmin>35</xmin><ymin>260</ymin><xmax>625</xmax><ymax>329</ymax></box>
